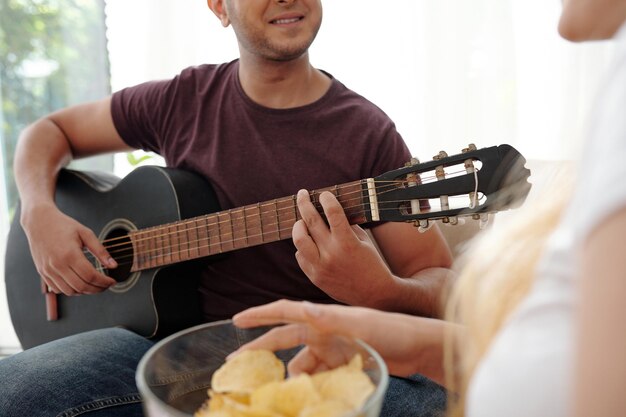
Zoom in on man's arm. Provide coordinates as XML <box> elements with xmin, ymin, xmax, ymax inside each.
<box><xmin>15</xmin><ymin>96</ymin><xmax>135</xmax><ymax>295</ymax></box>
<box><xmin>293</xmin><ymin>190</ymin><xmax>453</xmax><ymax>318</ymax></box>
<box><xmin>369</xmin><ymin>221</ymin><xmax>454</xmax><ymax>317</ymax></box>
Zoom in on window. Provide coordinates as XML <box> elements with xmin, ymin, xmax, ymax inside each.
<box><xmin>0</xmin><ymin>0</ymin><xmax>111</xmax><ymax>352</ymax></box>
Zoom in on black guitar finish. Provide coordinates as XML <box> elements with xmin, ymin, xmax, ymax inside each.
<box><xmin>5</xmin><ymin>166</ymin><xmax>221</xmax><ymax>349</ymax></box>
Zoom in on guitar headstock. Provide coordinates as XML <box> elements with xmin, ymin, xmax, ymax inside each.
<box><xmin>371</xmin><ymin>144</ymin><xmax>531</xmax><ymax>228</ymax></box>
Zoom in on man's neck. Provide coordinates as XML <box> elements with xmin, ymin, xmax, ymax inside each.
<box><xmin>237</xmin><ymin>53</ymin><xmax>332</xmax><ymax>109</ymax></box>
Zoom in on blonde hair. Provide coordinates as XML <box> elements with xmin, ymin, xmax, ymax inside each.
<box><xmin>443</xmin><ymin>165</ymin><xmax>572</xmax><ymax>417</ymax></box>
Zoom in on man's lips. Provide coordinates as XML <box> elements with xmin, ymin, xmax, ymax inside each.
<box><xmin>270</xmin><ymin>15</ymin><xmax>304</xmax><ymax>25</ymax></box>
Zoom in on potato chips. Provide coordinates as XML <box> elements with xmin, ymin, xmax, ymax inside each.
<box><xmin>211</xmin><ymin>350</ymin><xmax>286</xmax><ymax>394</ymax></box>
<box><xmin>195</xmin><ymin>349</ymin><xmax>375</xmax><ymax>417</ymax></box>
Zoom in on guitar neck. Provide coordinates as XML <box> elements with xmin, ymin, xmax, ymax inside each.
<box><xmin>129</xmin><ymin>180</ymin><xmax>369</xmax><ymax>271</ymax></box>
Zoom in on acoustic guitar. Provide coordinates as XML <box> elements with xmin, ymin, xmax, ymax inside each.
<box><xmin>5</xmin><ymin>144</ymin><xmax>530</xmax><ymax>348</ymax></box>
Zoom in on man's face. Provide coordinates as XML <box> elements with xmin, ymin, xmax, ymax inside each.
<box><xmin>224</xmin><ymin>0</ymin><xmax>323</xmax><ymax>61</ymax></box>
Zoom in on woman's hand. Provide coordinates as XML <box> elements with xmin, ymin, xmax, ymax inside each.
<box><xmin>232</xmin><ymin>300</ymin><xmax>451</xmax><ymax>386</ymax></box>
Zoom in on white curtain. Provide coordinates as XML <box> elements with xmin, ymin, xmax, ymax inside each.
<box><xmin>105</xmin><ymin>0</ymin><xmax>618</xmax><ymax>165</ymax></box>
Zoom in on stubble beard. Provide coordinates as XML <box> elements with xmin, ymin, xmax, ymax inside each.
<box><xmin>235</xmin><ymin>21</ymin><xmax>322</xmax><ymax>62</ymax></box>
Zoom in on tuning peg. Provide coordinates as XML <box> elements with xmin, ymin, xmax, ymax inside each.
<box><xmin>462</xmin><ymin>143</ymin><xmax>477</xmax><ymax>153</ymax></box>
<box><xmin>479</xmin><ymin>213</ymin><xmax>490</xmax><ymax>229</ymax></box>
<box><xmin>404</xmin><ymin>157</ymin><xmax>420</xmax><ymax>167</ymax></box>
<box><xmin>433</xmin><ymin>151</ymin><xmax>448</xmax><ymax>161</ymax></box>
<box><xmin>414</xmin><ymin>219</ymin><xmax>432</xmax><ymax>233</ymax></box>
<box><xmin>441</xmin><ymin>216</ymin><xmax>465</xmax><ymax>226</ymax></box>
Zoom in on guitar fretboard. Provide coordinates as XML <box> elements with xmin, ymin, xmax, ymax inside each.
<box><xmin>129</xmin><ymin>180</ymin><xmax>368</xmax><ymax>271</ymax></box>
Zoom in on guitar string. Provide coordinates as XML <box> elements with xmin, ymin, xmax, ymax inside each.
<box><xmin>82</xmin><ymin>171</ymin><xmax>481</xmax><ymax>267</ymax></box>
<box><xmin>91</xmin><ymin>178</ymin><xmax>404</xmax><ymax>248</ymax></box>
<box><xmin>82</xmin><ymin>199</ymin><xmax>485</xmax><ymax>270</ymax></box>
<box><xmin>82</xmin><ymin>177</ymin><xmax>484</xmax><ymax>268</ymax></box>
<box><xmin>91</xmin><ymin>172</ymin><xmax>474</xmax><ymax>254</ymax></box>
<box><xmin>93</xmin><ymin>168</ymin><xmax>470</xmax><ymax>249</ymax></box>
<box><xmin>84</xmin><ymin>184</ymin><xmax>383</xmax><ymax>264</ymax></box>
<box><xmin>83</xmin><ymin>194</ymin><xmax>485</xmax><ymax>269</ymax></box>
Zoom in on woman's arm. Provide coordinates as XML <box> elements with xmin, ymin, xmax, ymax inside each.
<box><xmin>574</xmin><ymin>207</ymin><xmax>626</xmax><ymax>416</ymax></box>
<box><xmin>233</xmin><ymin>300</ymin><xmax>459</xmax><ymax>388</ymax></box>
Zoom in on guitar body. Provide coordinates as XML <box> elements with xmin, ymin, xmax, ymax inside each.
<box><xmin>5</xmin><ymin>166</ymin><xmax>221</xmax><ymax>349</ymax></box>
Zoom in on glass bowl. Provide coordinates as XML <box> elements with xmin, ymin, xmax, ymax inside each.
<box><xmin>136</xmin><ymin>319</ymin><xmax>389</xmax><ymax>417</ymax></box>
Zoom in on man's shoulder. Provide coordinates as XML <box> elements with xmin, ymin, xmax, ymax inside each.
<box><xmin>176</xmin><ymin>59</ymin><xmax>238</xmax><ymax>83</ymax></box>
<box><xmin>326</xmin><ymin>77</ymin><xmax>395</xmax><ymax>125</ymax></box>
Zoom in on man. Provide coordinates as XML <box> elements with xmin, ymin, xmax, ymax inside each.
<box><xmin>0</xmin><ymin>0</ymin><xmax>452</xmax><ymax>416</ymax></box>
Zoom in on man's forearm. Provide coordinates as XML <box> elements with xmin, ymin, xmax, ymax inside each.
<box><xmin>375</xmin><ymin>267</ymin><xmax>457</xmax><ymax>318</ymax></box>
<box><xmin>14</xmin><ymin>118</ymin><xmax>74</xmax><ymax>219</ymax></box>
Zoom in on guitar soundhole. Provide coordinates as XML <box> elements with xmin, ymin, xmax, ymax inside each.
<box><xmin>103</xmin><ymin>228</ymin><xmax>133</xmax><ymax>283</ymax></box>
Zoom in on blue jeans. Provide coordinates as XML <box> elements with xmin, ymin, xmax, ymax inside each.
<box><xmin>0</xmin><ymin>328</ymin><xmax>447</xmax><ymax>417</ymax></box>
<box><xmin>0</xmin><ymin>328</ymin><xmax>153</xmax><ymax>417</ymax></box>
<box><xmin>383</xmin><ymin>374</ymin><xmax>448</xmax><ymax>417</ymax></box>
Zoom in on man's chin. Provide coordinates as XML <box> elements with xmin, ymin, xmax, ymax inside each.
<box><xmin>269</xmin><ymin>50</ymin><xmax>308</xmax><ymax>62</ymax></box>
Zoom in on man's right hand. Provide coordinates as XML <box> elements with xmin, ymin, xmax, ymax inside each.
<box><xmin>21</xmin><ymin>204</ymin><xmax>118</xmax><ymax>295</ymax></box>
<box><xmin>13</xmin><ymin>96</ymin><xmax>132</xmax><ymax>296</ymax></box>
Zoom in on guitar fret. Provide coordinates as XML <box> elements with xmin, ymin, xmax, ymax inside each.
<box><xmin>243</xmin><ymin>204</ymin><xmax>263</xmax><ymax>246</ymax></box>
<box><xmin>293</xmin><ymin>194</ymin><xmax>300</xmax><ymax>222</ymax></box>
<box><xmin>142</xmin><ymin>231</ymin><xmax>150</xmax><ymax>267</ymax></box>
<box><xmin>259</xmin><ymin>199</ymin><xmax>279</xmax><ymax>242</ymax></box>
<box><xmin>147</xmin><ymin>230</ymin><xmax>155</xmax><ymax>268</ymax></box>
<box><xmin>207</xmin><ymin>214</ymin><xmax>221</xmax><ymax>254</ymax></box>
<box><xmin>144</xmin><ymin>230</ymin><xmax>152</xmax><ymax>268</ymax></box>
<box><xmin>150</xmin><ymin>229</ymin><xmax>160</xmax><ymax>268</ymax></box>
<box><xmin>163</xmin><ymin>225</ymin><xmax>172</xmax><ymax>265</ymax></box>
<box><xmin>219</xmin><ymin>211</ymin><xmax>234</xmax><ymax>252</ymax></box>
<box><xmin>195</xmin><ymin>217</ymin><xmax>207</xmax><ymax>257</ymax></box>
<box><xmin>188</xmin><ymin>219</ymin><xmax>200</xmax><ymax>259</ymax></box>
<box><xmin>276</xmin><ymin>197</ymin><xmax>297</xmax><ymax>240</ymax></box>
<box><xmin>347</xmin><ymin>181</ymin><xmax>367</xmax><ymax>223</ymax></box>
<box><xmin>134</xmin><ymin>232</ymin><xmax>143</xmax><ymax>269</ymax></box>
<box><xmin>273</xmin><ymin>199</ymin><xmax>280</xmax><ymax>240</ymax></box>
<box><xmin>156</xmin><ymin>227</ymin><xmax>164</xmax><ymax>267</ymax></box>
<box><xmin>202</xmin><ymin>216</ymin><xmax>211</xmax><ymax>255</ymax></box>
<box><xmin>231</xmin><ymin>208</ymin><xmax>245</xmax><ymax>250</ymax></box>
<box><xmin>129</xmin><ymin>231</ymin><xmax>138</xmax><ymax>271</ymax></box>
<box><xmin>175</xmin><ymin>223</ymin><xmax>182</xmax><ymax>262</ymax></box>
<box><xmin>170</xmin><ymin>224</ymin><xmax>178</xmax><ymax>263</ymax></box>
<box><xmin>183</xmin><ymin>222</ymin><xmax>191</xmax><ymax>260</ymax></box>
<box><xmin>242</xmin><ymin>207</ymin><xmax>249</xmax><ymax>247</ymax></box>
<box><xmin>257</xmin><ymin>203</ymin><xmax>264</xmax><ymax>243</ymax></box>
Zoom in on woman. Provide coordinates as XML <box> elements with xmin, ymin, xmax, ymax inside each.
<box><xmin>232</xmin><ymin>1</ymin><xmax>626</xmax><ymax>416</ymax></box>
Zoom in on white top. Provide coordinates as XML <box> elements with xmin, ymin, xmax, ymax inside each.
<box><xmin>467</xmin><ymin>23</ymin><xmax>626</xmax><ymax>417</ymax></box>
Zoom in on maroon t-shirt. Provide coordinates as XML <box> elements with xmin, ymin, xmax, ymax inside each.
<box><xmin>111</xmin><ymin>59</ymin><xmax>412</xmax><ymax>320</ymax></box>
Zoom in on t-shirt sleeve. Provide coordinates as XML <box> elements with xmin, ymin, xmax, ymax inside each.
<box><xmin>369</xmin><ymin>124</ymin><xmax>413</xmax><ymax>177</ymax></box>
<box><xmin>110</xmin><ymin>78</ymin><xmax>178</xmax><ymax>154</ymax></box>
